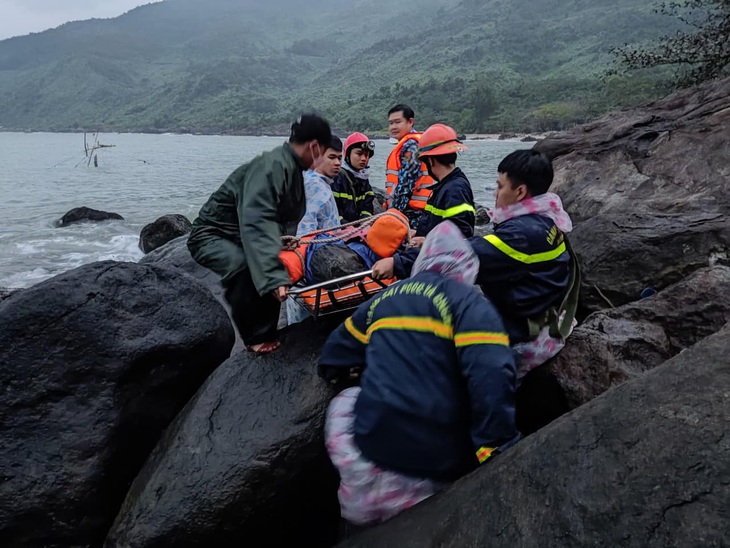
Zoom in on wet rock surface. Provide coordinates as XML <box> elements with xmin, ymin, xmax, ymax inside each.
<box><xmin>0</xmin><ymin>261</ymin><xmax>234</xmax><ymax>547</ymax></box>
<box><xmin>550</xmin><ymin>265</ymin><xmax>730</xmax><ymax>408</ymax></box>
<box><xmin>58</xmin><ymin>206</ymin><xmax>124</xmax><ymax>226</ymax></box>
<box><xmin>105</xmin><ymin>319</ymin><xmax>344</xmax><ymax>548</ymax></box>
<box><xmin>139</xmin><ymin>213</ymin><xmax>192</xmax><ymax>253</ymax></box>
<box><xmin>340</xmin><ymin>323</ymin><xmax>730</xmax><ymax>548</ymax></box>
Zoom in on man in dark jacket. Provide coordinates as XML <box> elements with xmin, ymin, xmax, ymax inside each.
<box><xmin>319</xmin><ymin>221</ymin><xmax>518</xmax><ymax>527</ymax></box>
<box><xmin>187</xmin><ymin>114</ymin><xmax>332</xmax><ymax>354</ymax></box>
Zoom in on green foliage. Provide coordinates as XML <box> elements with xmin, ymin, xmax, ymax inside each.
<box><xmin>613</xmin><ymin>0</ymin><xmax>730</xmax><ymax>86</ymax></box>
<box><xmin>0</xmin><ymin>0</ymin><xmax>683</xmax><ymax>133</ymax></box>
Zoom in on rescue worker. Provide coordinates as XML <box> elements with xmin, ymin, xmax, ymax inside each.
<box><xmin>297</xmin><ymin>135</ymin><xmax>343</xmax><ymax>236</ymax></box>
<box><xmin>384</xmin><ymin>104</ymin><xmax>435</xmax><ymax>227</ymax></box>
<box><xmin>319</xmin><ymin>221</ymin><xmax>519</xmax><ymax>528</ymax></box>
<box><xmin>331</xmin><ymin>132</ymin><xmax>376</xmax><ymax>223</ymax></box>
<box><xmin>470</xmin><ymin>149</ymin><xmax>577</xmax><ymax>378</ymax></box>
<box><xmin>372</xmin><ymin>124</ymin><xmax>475</xmax><ymax>280</ymax></box>
<box><xmin>187</xmin><ymin>113</ymin><xmax>332</xmax><ymax>355</ymax></box>
<box><xmin>381</xmin><ymin>149</ymin><xmax>577</xmax><ymax>380</ymax></box>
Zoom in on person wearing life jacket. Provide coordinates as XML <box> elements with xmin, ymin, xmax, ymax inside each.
<box><xmin>331</xmin><ymin>133</ymin><xmax>376</xmax><ymax>223</ymax></box>
<box><xmin>318</xmin><ymin>221</ymin><xmax>519</xmax><ymax>528</ymax></box>
<box><xmin>384</xmin><ymin>104</ymin><xmax>435</xmax><ymax>227</ymax></box>
<box><xmin>371</xmin><ymin>123</ymin><xmax>476</xmax><ymax>280</ymax></box>
<box><xmin>297</xmin><ymin>135</ymin><xmax>343</xmax><ymax>236</ymax></box>
<box><xmin>187</xmin><ymin>113</ymin><xmax>332</xmax><ymax>355</ymax></box>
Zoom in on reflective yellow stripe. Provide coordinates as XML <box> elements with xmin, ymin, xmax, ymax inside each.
<box><xmin>356</xmin><ymin>192</ymin><xmax>374</xmax><ymax>202</ymax></box>
<box><xmin>367</xmin><ymin>316</ymin><xmax>453</xmax><ymax>340</ymax></box>
<box><xmin>425</xmin><ymin>203</ymin><xmax>476</xmax><ymax>219</ymax></box>
<box><xmin>484</xmin><ymin>234</ymin><xmax>567</xmax><ymax>264</ymax></box>
<box><xmin>360</xmin><ymin>211</ymin><xmax>372</xmax><ymax>217</ymax></box>
<box><xmin>476</xmin><ymin>446</ymin><xmax>495</xmax><ymax>464</ymax></box>
<box><xmin>344</xmin><ymin>317</ymin><xmax>368</xmax><ymax>344</ymax></box>
<box><xmin>332</xmin><ymin>192</ymin><xmax>354</xmax><ymax>200</ymax></box>
<box><xmin>454</xmin><ymin>332</ymin><xmax>510</xmax><ymax>348</ymax></box>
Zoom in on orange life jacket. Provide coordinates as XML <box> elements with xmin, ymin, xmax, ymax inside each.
<box><xmin>385</xmin><ymin>132</ymin><xmax>435</xmax><ymax>211</ymax></box>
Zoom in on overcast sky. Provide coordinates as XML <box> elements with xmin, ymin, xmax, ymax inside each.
<box><xmin>0</xmin><ymin>0</ymin><xmax>152</xmax><ymax>40</ymax></box>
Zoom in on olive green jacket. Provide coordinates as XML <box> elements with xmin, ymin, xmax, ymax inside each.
<box><xmin>188</xmin><ymin>143</ymin><xmax>305</xmax><ymax>295</ymax></box>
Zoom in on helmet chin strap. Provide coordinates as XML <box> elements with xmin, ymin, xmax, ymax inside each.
<box><xmin>424</xmin><ymin>157</ymin><xmax>438</xmax><ymax>182</ymax></box>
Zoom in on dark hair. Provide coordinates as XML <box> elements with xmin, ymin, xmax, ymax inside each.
<box><xmin>498</xmin><ymin>149</ymin><xmax>554</xmax><ymax>196</ymax></box>
<box><xmin>388</xmin><ymin>104</ymin><xmax>415</xmax><ymax>121</ymax></box>
<box><xmin>428</xmin><ymin>153</ymin><xmax>457</xmax><ymax>167</ymax></box>
<box><xmin>289</xmin><ymin>113</ymin><xmax>332</xmax><ymax>147</ymax></box>
<box><xmin>328</xmin><ymin>135</ymin><xmax>343</xmax><ymax>153</ymax></box>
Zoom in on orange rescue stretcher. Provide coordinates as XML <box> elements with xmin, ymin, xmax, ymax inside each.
<box><xmin>287</xmin><ymin>270</ymin><xmax>397</xmax><ymax>319</ymax></box>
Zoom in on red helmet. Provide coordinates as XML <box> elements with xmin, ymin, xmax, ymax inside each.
<box><xmin>344</xmin><ymin>132</ymin><xmax>375</xmax><ymax>158</ymax></box>
<box><xmin>417</xmin><ymin>124</ymin><xmax>467</xmax><ymax>157</ymax></box>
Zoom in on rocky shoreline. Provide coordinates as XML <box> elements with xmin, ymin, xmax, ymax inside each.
<box><xmin>1</xmin><ymin>76</ymin><xmax>728</xmax><ymax>546</ymax></box>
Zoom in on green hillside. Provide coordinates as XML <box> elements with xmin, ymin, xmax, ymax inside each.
<box><xmin>0</xmin><ymin>0</ymin><xmax>680</xmax><ymax>134</ymax></box>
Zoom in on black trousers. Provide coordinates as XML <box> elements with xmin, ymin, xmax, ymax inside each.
<box><xmin>223</xmin><ymin>269</ymin><xmax>281</xmax><ymax>346</ymax></box>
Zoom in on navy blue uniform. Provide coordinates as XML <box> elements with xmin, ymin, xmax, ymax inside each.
<box><xmin>331</xmin><ymin>168</ymin><xmax>375</xmax><ymax>223</ymax></box>
<box><xmin>319</xmin><ymin>272</ymin><xmax>518</xmax><ymax>482</ymax></box>
<box><xmin>415</xmin><ymin>167</ymin><xmax>475</xmax><ymax>239</ymax></box>
<box><xmin>394</xmin><ymin>214</ymin><xmax>570</xmax><ymax>344</ymax></box>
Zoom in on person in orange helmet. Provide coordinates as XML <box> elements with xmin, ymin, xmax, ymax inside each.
<box><xmin>373</xmin><ymin>123</ymin><xmax>475</xmax><ymax>280</ymax></box>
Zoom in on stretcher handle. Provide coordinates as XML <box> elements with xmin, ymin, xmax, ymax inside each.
<box><xmin>287</xmin><ymin>270</ymin><xmax>376</xmax><ymax>296</ymax></box>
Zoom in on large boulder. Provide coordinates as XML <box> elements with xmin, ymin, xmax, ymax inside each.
<box><xmin>0</xmin><ymin>261</ymin><xmax>234</xmax><ymax>547</ymax></box>
<box><xmin>140</xmin><ymin>236</ymin><xmax>245</xmax><ymax>353</ymax></box>
<box><xmin>535</xmin><ymin>76</ymin><xmax>730</xmax><ymax>221</ymax></box>
<box><xmin>139</xmin><ymin>214</ymin><xmax>192</xmax><ymax>253</ymax></box>
<box><xmin>550</xmin><ymin>265</ymin><xmax>730</xmax><ymax>408</ymax></box>
<box><xmin>0</xmin><ymin>287</ymin><xmax>17</xmax><ymax>302</ymax></box>
<box><xmin>571</xmin><ymin>212</ymin><xmax>729</xmax><ymax>313</ymax></box>
<box><xmin>58</xmin><ymin>206</ymin><xmax>124</xmax><ymax>226</ymax></box>
<box><xmin>341</xmin><ymin>322</ymin><xmax>730</xmax><ymax>548</ymax></box>
<box><xmin>105</xmin><ymin>320</ymin><xmax>344</xmax><ymax>548</ymax></box>
<box><xmin>535</xmin><ymin>76</ymin><xmax>730</xmax><ymax>311</ymax></box>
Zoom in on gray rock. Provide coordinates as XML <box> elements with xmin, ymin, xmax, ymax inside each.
<box><xmin>139</xmin><ymin>214</ymin><xmax>192</xmax><ymax>253</ymax></box>
<box><xmin>340</xmin><ymin>322</ymin><xmax>730</xmax><ymax>548</ymax></box>
<box><xmin>571</xmin><ymin>212</ymin><xmax>729</xmax><ymax>313</ymax></box>
<box><xmin>0</xmin><ymin>261</ymin><xmax>234</xmax><ymax>547</ymax></box>
<box><xmin>105</xmin><ymin>321</ymin><xmax>344</xmax><ymax>548</ymax></box>
<box><xmin>534</xmin><ymin>76</ymin><xmax>730</xmax><ymax>312</ymax></box>
<box><xmin>0</xmin><ymin>287</ymin><xmax>17</xmax><ymax>302</ymax></box>
<box><xmin>140</xmin><ymin>236</ymin><xmax>247</xmax><ymax>353</ymax></box>
<box><xmin>551</xmin><ymin>265</ymin><xmax>730</xmax><ymax>408</ymax></box>
<box><xmin>372</xmin><ymin>187</ymin><xmax>387</xmax><ymax>215</ymax></box>
<box><xmin>474</xmin><ymin>204</ymin><xmax>490</xmax><ymax>226</ymax></box>
<box><xmin>58</xmin><ymin>206</ymin><xmax>124</xmax><ymax>226</ymax></box>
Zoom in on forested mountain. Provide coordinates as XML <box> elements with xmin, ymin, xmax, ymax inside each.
<box><xmin>0</xmin><ymin>0</ymin><xmax>680</xmax><ymax>133</ymax></box>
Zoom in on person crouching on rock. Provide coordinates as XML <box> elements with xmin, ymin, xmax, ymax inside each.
<box><xmin>331</xmin><ymin>132</ymin><xmax>376</xmax><ymax>223</ymax></box>
<box><xmin>375</xmin><ymin>148</ymin><xmax>578</xmax><ymax>382</ymax></box>
<box><xmin>318</xmin><ymin>220</ymin><xmax>519</xmax><ymax>529</ymax></box>
<box><xmin>371</xmin><ymin>123</ymin><xmax>475</xmax><ymax>280</ymax></box>
<box><xmin>187</xmin><ymin>113</ymin><xmax>332</xmax><ymax>355</ymax></box>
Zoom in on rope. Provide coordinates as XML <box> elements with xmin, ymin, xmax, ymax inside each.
<box><xmin>281</xmin><ymin>210</ymin><xmax>412</xmax><ymax>250</ymax></box>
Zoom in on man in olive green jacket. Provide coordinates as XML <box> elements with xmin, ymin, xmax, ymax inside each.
<box><xmin>188</xmin><ymin>114</ymin><xmax>332</xmax><ymax>354</ymax></box>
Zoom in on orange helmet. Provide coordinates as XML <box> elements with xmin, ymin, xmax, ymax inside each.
<box><xmin>417</xmin><ymin>124</ymin><xmax>467</xmax><ymax>158</ymax></box>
